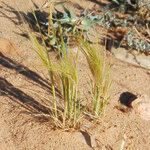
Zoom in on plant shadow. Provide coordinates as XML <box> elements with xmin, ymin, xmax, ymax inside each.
<box><xmin>0</xmin><ymin>52</ymin><xmax>61</xmax><ymax>98</ymax></box>
<box><xmin>0</xmin><ymin>1</ymin><xmax>85</xmax><ymax>38</ymax></box>
<box><xmin>0</xmin><ymin>1</ymin><xmax>48</xmax><ymax>35</ymax></box>
<box><xmin>80</xmin><ymin>131</ymin><xmax>92</xmax><ymax>147</ymax></box>
<box><xmin>0</xmin><ymin>52</ymin><xmax>63</xmax><ymax>119</ymax></box>
<box><xmin>0</xmin><ymin>77</ymin><xmax>51</xmax><ymax>115</ymax></box>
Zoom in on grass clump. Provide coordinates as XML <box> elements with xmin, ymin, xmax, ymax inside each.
<box><xmin>30</xmin><ymin>33</ymin><xmax>111</xmax><ymax>127</ymax></box>
<box><xmin>30</xmin><ymin>30</ymin><xmax>81</xmax><ymax>128</ymax></box>
<box><xmin>28</xmin><ymin>1</ymin><xmax>111</xmax><ymax>128</ymax></box>
<box><xmin>79</xmin><ymin>38</ymin><xmax>111</xmax><ymax>117</ymax></box>
<box><xmin>58</xmin><ymin>55</ymin><xmax>80</xmax><ymax>127</ymax></box>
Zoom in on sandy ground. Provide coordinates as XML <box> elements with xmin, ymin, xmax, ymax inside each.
<box><xmin>0</xmin><ymin>0</ymin><xmax>150</xmax><ymax>150</ymax></box>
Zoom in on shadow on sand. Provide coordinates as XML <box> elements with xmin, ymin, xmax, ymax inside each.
<box><xmin>0</xmin><ymin>52</ymin><xmax>62</xmax><ymax>117</ymax></box>
<box><xmin>0</xmin><ymin>77</ymin><xmax>51</xmax><ymax>114</ymax></box>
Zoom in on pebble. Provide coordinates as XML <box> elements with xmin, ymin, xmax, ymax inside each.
<box><xmin>131</xmin><ymin>95</ymin><xmax>150</xmax><ymax>121</ymax></box>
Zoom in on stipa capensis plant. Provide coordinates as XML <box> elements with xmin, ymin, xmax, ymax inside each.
<box><xmin>30</xmin><ymin>28</ymin><xmax>81</xmax><ymax>128</ymax></box>
<box><xmin>30</xmin><ymin>31</ymin><xmax>111</xmax><ymax>127</ymax></box>
<box><xmin>57</xmin><ymin>54</ymin><xmax>81</xmax><ymax>127</ymax></box>
<box><xmin>27</xmin><ymin>3</ymin><xmax>82</xmax><ymax>128</ymax></box>
<box><xmin>79</xmin><ymin>37</ymin><xmax>111</xmax><ymax>117</ymax></box>
<box><xmin>28</xmin><ymin>1</ymin><xmax>112</xmax><ymax>128</ymax></box>
<box><xmin>30</xmin><ymin>33</ymin><xmax>58</xmax><ymax>118</ymax></box>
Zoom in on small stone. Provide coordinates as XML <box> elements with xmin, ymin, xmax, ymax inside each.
<box><xmin>131</xmin><ymin>95</ymin><xmax>143</xmax><ymax>108</ymax></box>
<box><xmin>131</xmin><ymin>95</ymin><xmax>150</xmax><ymax>121</ymax></box>
<box><xmin>137</xmin><ymin>102</ymin><xmax>150</xmax><ymax>121</ymax></box>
